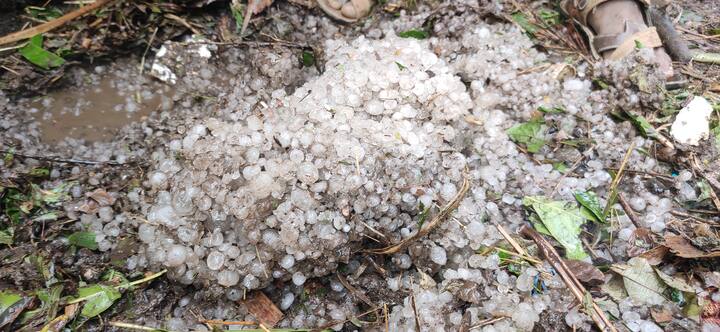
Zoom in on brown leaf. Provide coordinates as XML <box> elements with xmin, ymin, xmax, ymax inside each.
<box><xmin>86</xmin><ymin>188</ymin><xmax>115</xmax><ymax>206</ymax></box>
<box><xmin>650</xmin><ymin>307</ymin><xmax>673</xmax><ymax>324</ymax></box>
<box><xmin>665</xmin><ymin>235</ymin><xmax>720</xmax><ymax>258</ymax></box>
<box><xmin>76</xmin><ymin>199</ymin><xmax>99</xmax><ymax>214</ymax></box>
<box><xmin>242</xmin><ymin>291</ymin><xmax>283</xmax><ymax>327</ymax></box>
<box><xmin>639</xmin><ymin>246</ymin><xmax>669</xmax><ymax>265</ymax></box>
<box><xmin>564</xmin><ymin>259</ymin><xmax>605</xmax><ymax>286</ymax></box>
<box><xmin>445</xmin><ymin>280</ymin><xmax>484</xmax><ymax>304</ymax></box>
<box><xmin>711</xmin><ymin>83</ymin><xmax>720</xmax><ymax>93</ymax></box>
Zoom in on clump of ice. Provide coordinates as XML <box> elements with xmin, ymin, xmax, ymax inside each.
<box><xmin>132</xmin><ymin>32</ymin><xmax>472</xmax><ymax>291</ymax></box>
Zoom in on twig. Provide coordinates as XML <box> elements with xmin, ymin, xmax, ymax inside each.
<box><xmin>139</xmin><ymin>26</ymin><xmax>159</xmax><ymax>75</ymax></box>
<box><xmin>647</xmin><ymin>8</ymin><xmax>692</xmax><ymax>63</ymax></box>
<box><xmin>469</xmin><ymin>316</ymin><xmax>508</xmax><ymax>330</ymax></box>
<box><xmin>240</xmin><ymin>0</ymin><xmax>257</xmax><ymax>37</ymax></box>
<box><xmin>200</xmin><ymin>320</ymin><xmax>256</xmax><ymax>326</ymax></box>
<box><xmin>496</xmin><ymin>225</ymin><xmax>551</xmax><ymax>279</ymax></box>
<box><xmin>670</xmin><ymin>210</ymin><xmax>718</xmax><ymax>225</ymax></box>
<box><xmin>496</xmin><ymin>225</ymin><xmax>529</xmax><ymax>257</ymax></box>
<box><xmin>367</xmin><ymin>174</ymin><xmax>469</xmax><ymax>255</ymax></box>
<box><xmin>315</xmin><ymin>307</ymin><xmax>381</xmax><ymax>331</ymax></box>
<box><xmin>520</xmin><ymin>226</ymin><xmax>616</xmax><ymax>332</ymax></box>
<box><xmin>0</xmin><ymin>0</ymin><xmax>116</xmax><ymax>46</ymax></box>
<box><xmin>109</xmin><ymin>322</ymin><xmax>170</xmax><ymax>331</ymax></box>
<box><xmin>0</xmin><ymin>149</ymin><xmax>139</xmax><ymax>166</ymax></box>
<box><xmin>409</xmin><ymin>277</ymin><xmax>422</xmax><ymax>332</ymax></box>
<box><xmin>617</xmin><ymin>193</ymin><xmax>641</xmax><ymax>228</ymax></box>
<box><xmin>336</xmin><ymin>274</ymin><xmax>375</xmax><ymax>308</ymax></box>
<box><xmin>603</xmin><ymin>142</ymin><xmax>636</xmax><ymax>218</ymax></box>
<box><xmin>164</xmin><ymin>13</ymin><xmax>201</xmax><ymax>35</ymax></box>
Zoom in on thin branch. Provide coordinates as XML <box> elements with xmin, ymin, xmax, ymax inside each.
<box><xmin>0</xmin><ymin>0</ymin><xmax>116</xmax><ymax>46</ymax></box>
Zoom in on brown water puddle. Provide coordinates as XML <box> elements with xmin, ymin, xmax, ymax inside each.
<box><xmin>30</xmin><ymin>73</ymin><xmax>165</xmax><ymax>143</ymax></box>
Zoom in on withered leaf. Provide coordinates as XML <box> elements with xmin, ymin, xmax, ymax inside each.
<box><xmin>564</xmin><ymin>259</ymin><xmax>605</xmax><ymax>286</ymax></box>
<box><xmin>665</xmin><ymin>235</ymin><xmax>720</xmax><ymax>258</ymax></box>
<box><xmin>444</xmin><ymin>280</ymin><xmax>484</xmax><ymax>304</ymax></box>
<box><xmin>87</xmin><ymin>188</ymin><xmax>115</xmax><ymax>206</ymax></box>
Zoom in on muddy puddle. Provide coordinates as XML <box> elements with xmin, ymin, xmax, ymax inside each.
<box><xmin>29</xmin><ymin>66</ymin><xmax>171</xmax><ymax>143</ymax></box>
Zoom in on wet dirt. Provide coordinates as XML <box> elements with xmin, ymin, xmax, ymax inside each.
<box><xmin>28</xmin><ymin>70</ymin><xmax>168</xmax><ymax>143</ymax></box>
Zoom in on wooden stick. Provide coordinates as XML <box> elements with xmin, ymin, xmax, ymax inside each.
<box><xmin>368</xmin><ymin>174</ymin><xmax>469</xmax><ymax>255</ymax></box>
<box><xmin>617</xmin><ymin>193</ymin><xmax>641</xmax><ymax>229</ymax></box>
<box><xmin>647</xmin><ymin>7</ymin><xmax>691</xmax><ymax>63</ymax></box>
<box><xmin>520</xmin><ymin>226</ymin><xmax>616</xmax><ymax>332</ymax></box>
<box><xmin>0</xmin><ymin>0</ymin><xmax>116</xmax><ymax>46</ymax></box>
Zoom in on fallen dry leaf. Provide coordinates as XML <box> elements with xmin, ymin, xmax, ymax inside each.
<box><xmin>564</xmin><ymin>259</ymin><xmax>605</xmax><ymax>286</ymax></box>
<box><xmin>87</xmin><ymin>188</ymin><xmax>115</xmax><ymax>206</ymax></box>
<box><xmin>242</xmin><ymin>291</ymin><xmax>283</xmax><ymax>327</ymax></box>
<box><xmin>639</xmin><ymin>246</ymin><xmax>669</xmax><ymax>265</ymax></box>
<box><xmin>665</xmin><ymin>235</ymin><xmax>720</xmax><ymax>258</ymax></box>
<box><xmin>710</xmin><ymin>83</ymin><xmax>720</xmax><ymax>93</ymax></box>
<box><xmin>650</xmin><ymin>307</ymin><xmax>673</xmax><ymax>324</ymax></box>
<box><xmin>445</xmin><ymin>280</ymin><xmax>484</xmax><ymax>304</ymax></box>
<box><xmin>77</xmin><ymin>199</ymin><xmax>99</xmax><ymax>214</ymax></box>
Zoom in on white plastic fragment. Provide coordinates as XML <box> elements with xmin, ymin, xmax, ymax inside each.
<box><xmin>670</xmin><ymin>96</ymin><xmax>713</xmax><ymax>146</ymax></box>
<box><xmin>150</xmin><ymin>63</ymin><xmax>177</xmax><ymax>85</ymax></box>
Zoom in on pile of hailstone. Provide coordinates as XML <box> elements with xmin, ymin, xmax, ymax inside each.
<box><xmin>130</xmin><ymin>33</ymin><xmax>475</xmax><ymax>289</ymax></box>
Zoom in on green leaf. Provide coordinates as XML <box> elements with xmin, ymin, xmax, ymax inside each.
<box><xmin>27</xmin><ymin>167</ymin><xmax>50</xmax><ymax>177</ymax></box>
<box><xmin>3</xmin><ymin>149</ymin><xmax>14</xmax><ymax>166</ymax></box>
<box><xmin>507</xmin><ymin>119</ymin><xmax>547</xmax><ymax>153</ymax></box>
<box><xmin>610</xmin><ymin>257</ymin><xmax>666</xmax><ymax>305</ymax></box>
<box><xmin>522</xmin><ymin>196</ymin><xmax>587</xmax><ymax>259</ymax></box>
<box><xmin>538</xmin><ymin>106</ymin><xmax>565</xmax><ymax>114</ymax></box>
<box><xmin>19</xmin><ymin>35</ymin><xmax>65</xmax><ymax>70</ymax></box>
<box><xmin>593</xmin><ymin>78</ymin><xmax>609</xmax><ymax>89</ymax></box>
<box><xmin>683</xmin><ymin>293</ymin><xmax>701</xmax><ymax>319</ymax></box>
<box><xmin>31</xmin><ymin>182</ymin><xmax>72</xmax><ymax>205</ymax></box>
<box><xmin>0</xmin><ymin>228</ymin><xmax>13</xmax><ymax>245</ymax></box>
<box><xmin>574</xmin><ymin>191</ymin><xmax>604</xmax><ymax>222</ymax></box>
<box><xmin>67</xmin><ymin>232</ymin><xmax>98</xmax><ymax>250</ymax></box>
<box><xmin>300</xmin><ymin>51</ymin><xmax>315</xmax><ymax>67</ymax></box>
<box><xmin>25</xmin><ymin>6</ymin><xmax>64</xmax><ymax>21</ymax></box>
<box><xmin>102</xmin><ymin>269</ymin><xmax>131</xmax><ymax>288</ymax></box>
<box><xmin>0</xmin><ymin>292</ymin><xmax>31</xmax><ymax>328</ymax></box>
<box><xmin>0</xmin><ymin>291</ymin><xmax>22</xmax><ymax>313</ymax></box>
<box><xmin>510</xmin><ymin>12</ymin><xmax>538</xmax><ymax>37</ymax></box>
<box><xmin>538</xmin><ymin>9</ymin><xmax>562</xmax><ymax>26</ymax></box>
<box><xmin>75</xmin><ymin>284</ymin><xmax>121</xmax><ymax>318</ymax></box>
<box><xmin>552</xmin><ymin>162</ymin><xmax>568</xmax><ymax>173</ymax></box>
<box><xmin>397</xmin><ymin>29</ymin><xmax>428</xmax><ymax>39</ymax></box>
<box><xmin>229</xmin><ymin>2</ymin><xmax>244</xmax><ymax>33</ymax></box>
<box><xmin>625</xmin><ymin>111</ymin><xmax>657</xmax><ymax>138</ymax></box>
